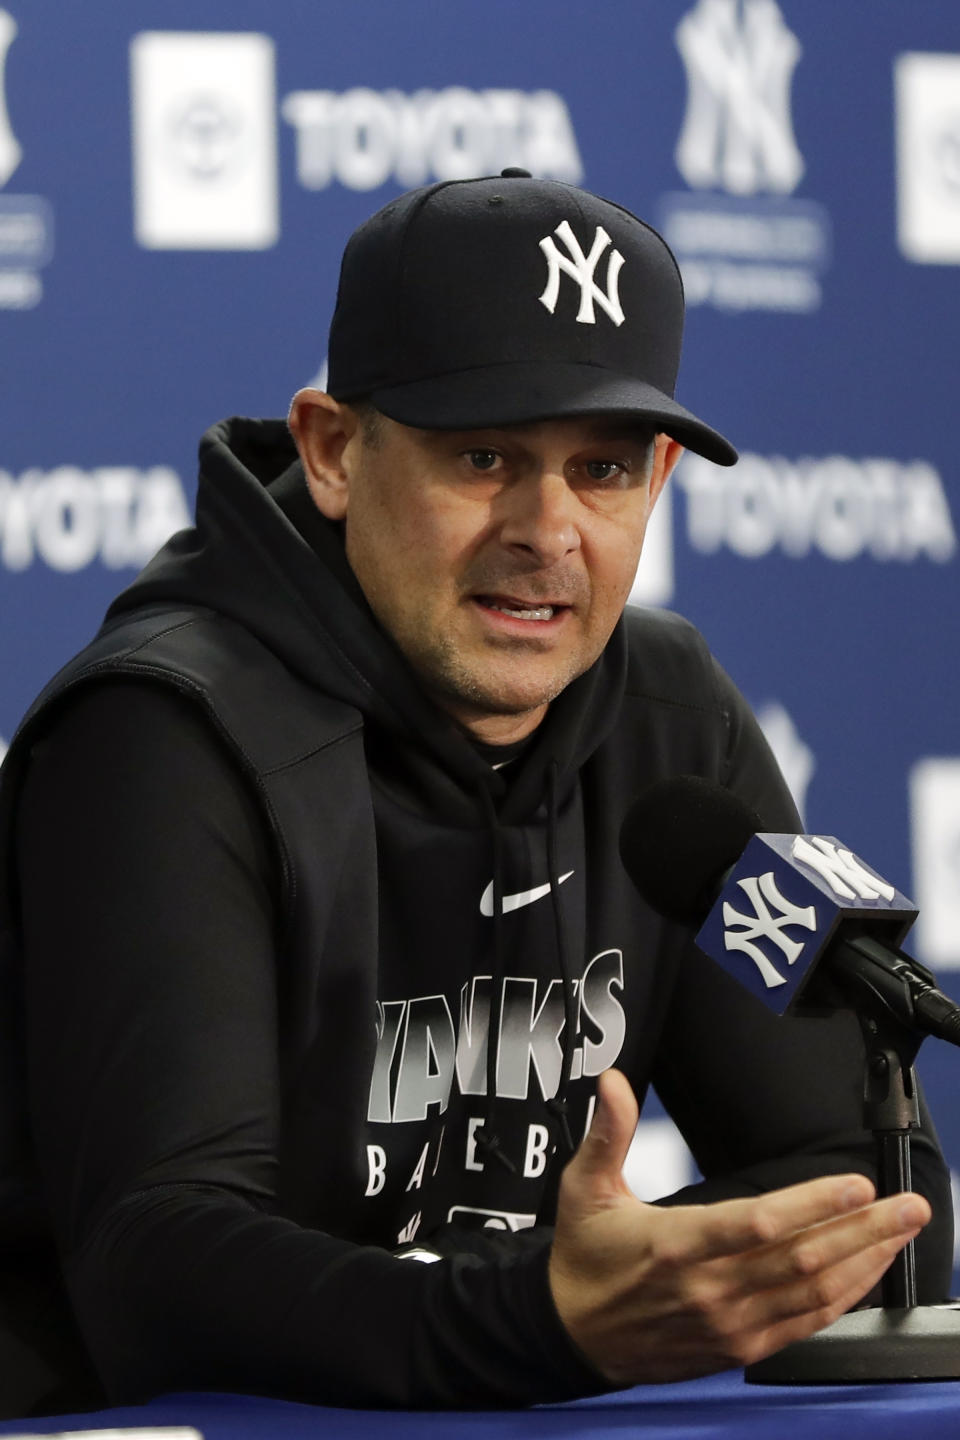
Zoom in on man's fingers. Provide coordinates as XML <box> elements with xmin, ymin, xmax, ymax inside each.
<box><xmin>738</xmin><ymin>1230</ymin><xmax>928</xmax><ymax>1366</ymax></box>
<box><xmin>677</xmin><ymin>1195</ymin><xmax>929</xmax><ymax>1370</ymax></box>
<box><xmin>737</xmin><ymin>1221</ymin><xmax>927</xmax><ymax>1337</ymax></box>
<box><xmin>564</xmin><ymin>1069</ymin><xmax>639</xmax><ymax>1199</ymax></box>
<box><xmin>743</xmin><ymin>1190</ymin><xmax>931</xmax><ymax>1294</ymax></box>
<box><xmin>659</xmin><ymin>1173</ymin><xmax>881</xmax><ymax>1265</ymax></box>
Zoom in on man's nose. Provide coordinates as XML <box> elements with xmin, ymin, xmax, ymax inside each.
<box><xmin>497</xmin><ymin>471</ymin><xmax>581</xmax><ymax>566</ymax></box>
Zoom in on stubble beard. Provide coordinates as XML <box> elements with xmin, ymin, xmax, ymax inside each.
<box><xmin>408</xmin><ymin>623</ymin><xmax>588</xmax><ymax>726</ymax></box>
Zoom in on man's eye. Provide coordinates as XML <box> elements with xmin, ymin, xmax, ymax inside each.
<box><xmin>584</xmin><ymin>460</ymin><xmax>623</xmax><ymax>482</ymax></box>
<box><xmin>465</xmin><ymin>449</ymin><xmax>501</xmax><ymax>471</ymax></box>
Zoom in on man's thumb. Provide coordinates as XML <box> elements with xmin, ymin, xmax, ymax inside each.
<box><xmin>570</xmin><ymin>1068</ymin><xmax>639</xmax><ymax>1189</ymax></box>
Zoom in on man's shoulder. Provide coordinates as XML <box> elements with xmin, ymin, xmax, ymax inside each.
<box><xmin>620</xmin><ymin>604</ymin><xmax>721</xmax><ymax>714</ymax></box>
<box><xmin>14</xmin><ymin>605</ymin><xmax>363</xmax><ymax>783</ymax></box>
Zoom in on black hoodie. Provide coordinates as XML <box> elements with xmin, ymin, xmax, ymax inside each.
<box><xmin>0</xmin><ymin>418</ymin><xmax>951</xmax><ymax>1415</ymax></box>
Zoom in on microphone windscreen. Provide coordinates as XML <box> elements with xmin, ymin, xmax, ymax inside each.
<box><xmin>619</xmin><ymin>775</ymin><xmax>762</xmax><ymax>924</ymax></box>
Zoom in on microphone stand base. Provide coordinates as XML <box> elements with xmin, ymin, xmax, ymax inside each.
<box><xmin>745</xmin><ymin>1305</ymin><xmax>960</xmax><ymax>1383</ymax></box>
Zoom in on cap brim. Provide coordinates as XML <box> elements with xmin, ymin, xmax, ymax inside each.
<box><xmin>369</xmin><ymin>361</ymin><xmax>737</xmax><ymax>466</ymax></box>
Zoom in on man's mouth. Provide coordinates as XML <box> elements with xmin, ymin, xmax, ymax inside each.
<box><xmin>475</xmin><ymin>596</ymin><xmax>567</xmax><ymax>622</ymax></box>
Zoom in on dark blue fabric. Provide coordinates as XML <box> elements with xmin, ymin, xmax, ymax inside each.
<box><xmin>3</xmin><ymin>1371</ymin><xmax>960</xmax><ymax>1440</ymax></box>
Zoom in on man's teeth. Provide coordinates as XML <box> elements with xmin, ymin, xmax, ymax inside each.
<box><xmin>489</xmin><ymin>601</ymin><xmax>556</xmax><ymax>621</ymax></box>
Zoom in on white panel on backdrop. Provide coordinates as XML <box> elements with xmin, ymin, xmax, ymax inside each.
<box><xmin>910</xmin><ymin>758</ymin><xmax>960</xmax><ymax>969</ymax></box>
<box><xmin>623</xmin><ymin>1118</ymin><xmax>694</xmax><ymax>1202</ymax></box>
<box><xmin>952</xmin><ymin>1171</ymin><xmax>960</xmax><ymax>1270</ymax></box>
<box><xmin>130</xmin><ymin>31</ymin><xmax>278</xmax><ymax>251</ymax></box>
<box><xmin>754</xmin><ymin>701</ymin><xmax>815</xmax><ymax>826</ymax></box>
<box><xmin>895</xmin><ymin>53</ymin><xmax>960</xmax><ymax>265</ymax></box>
<box><xmin>0</xmin><ymin>8</ymin><xmax>21</xmax><ymax>187</ymax></box>
<box><xmin>627</xmin><ymin>486</ymin><xmax>673</xmax><ymax>607</ymax></box>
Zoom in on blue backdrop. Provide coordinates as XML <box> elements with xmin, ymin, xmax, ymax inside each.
<box><xmin>1</xmin><ymin>0</ymin><xmax>958</xmax><ymax>1266</ymax></box>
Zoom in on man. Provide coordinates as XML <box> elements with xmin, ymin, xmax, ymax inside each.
<box><xmin>0</xmin><ymin>172</ymin><xmax>950</xmax><ymax>1417</ymax></box>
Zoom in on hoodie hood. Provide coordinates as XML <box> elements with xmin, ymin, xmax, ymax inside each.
<box><xmin>107</xmin><ymin>417</ymin><xmax>629</xmax><ymax>826</ymax></box>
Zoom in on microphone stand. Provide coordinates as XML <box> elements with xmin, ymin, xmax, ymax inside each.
<box><xmin>746</xmin><ymin>945</ymin><xmax>960</xmax><ymax>1383</ymax></box>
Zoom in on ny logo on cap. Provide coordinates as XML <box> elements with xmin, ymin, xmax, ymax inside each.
<box><xmin>538</xmin><ymin>220</ymin><xmax>625</xmax><ymax>326</ymax></box>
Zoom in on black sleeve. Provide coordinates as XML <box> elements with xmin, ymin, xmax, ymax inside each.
<box><xmin>650</xmin><ymin>662</ymin><xmax>954</xmax><ymax>1301</ymax></box>
<box><xmin>16</xmin><ymin>681</ymin><xmax>605</xmax><ymax>1409</ymax></box>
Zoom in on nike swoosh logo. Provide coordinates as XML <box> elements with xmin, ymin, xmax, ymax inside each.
<box><xmin>479</xmin><ymin>871</ymin><xmax>574</xmax><ymax>917</ymax></box>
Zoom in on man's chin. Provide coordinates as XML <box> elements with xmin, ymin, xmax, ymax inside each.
<box><xmin>426</xmin><ymin>668</ymin><xmax>577</xmax><ymax>734</ymax></box>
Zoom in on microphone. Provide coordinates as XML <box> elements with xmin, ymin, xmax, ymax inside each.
<box><xmin>619</xmin><ymin>775</ymin><xmax>960</xmax><ymax>1047</ymax></box>
<box><xmin>621</xmin><ymin>777</ymin><xmax>960</xmax><ymax>1384</ymax></box>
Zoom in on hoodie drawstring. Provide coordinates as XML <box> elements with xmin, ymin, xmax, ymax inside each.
<box><xmin>476</xmin><ymin>764</ymin><xmax>578</xmax><ymax>1177</ymax></box>
<box><xmin>544</xmin><ymin>759</ymin><xmax>576</xmax><ymax>1159</ymax></box>
<box><xmin>476</xmin><ymin>780</ymin><xmax>518</xmax><ymax>1175</ymax></box>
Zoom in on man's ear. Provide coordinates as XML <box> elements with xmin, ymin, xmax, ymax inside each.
<box><xmin>288</xmin><ymin>388</ymin><xmax>358</xmax><ymax>521</ymax></box>
<box><xmin>647</xmin><ymin>435</ymin><xmax>684</xmax><ymax>515</ymax></box>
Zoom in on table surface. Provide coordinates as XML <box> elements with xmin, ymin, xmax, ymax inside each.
<box><xmin>3</xmin><ymin>1369</ymin><xmax>960</xmax><ymax>1440</ymax></box>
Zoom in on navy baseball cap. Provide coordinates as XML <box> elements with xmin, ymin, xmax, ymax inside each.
<box><xmin>326</xmin><ymin>170</ymin><xmax>737</xmax><ymax>466</ymax></box>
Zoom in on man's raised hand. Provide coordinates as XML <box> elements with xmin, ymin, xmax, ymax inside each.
<box><xmin>549</xmin><ymin>1069</ymin><xmax>931</xmax><ymax>1385</ymax></box>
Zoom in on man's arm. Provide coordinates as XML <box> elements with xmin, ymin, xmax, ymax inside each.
<box><xmin>15</xmin><ymin>681</ymin><xmax>601</xmax><ymax>1408</ymax></box>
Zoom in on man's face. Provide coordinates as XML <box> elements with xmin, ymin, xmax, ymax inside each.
<box><xmin>294</xmin><ymin>399</ymin><xmax>681</xmax><ymax>742</ymax></box>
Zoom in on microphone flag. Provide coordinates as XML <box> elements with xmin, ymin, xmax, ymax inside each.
<box><xmin>695</xmin><ymin>833</ymin><xmax>918</xmax><ymax>1016</ymax></box>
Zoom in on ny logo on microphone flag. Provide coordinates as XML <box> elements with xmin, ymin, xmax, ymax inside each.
<box><xmin>695</xmin><ymin>834</ymin><xmax>918</xmax><ymax>1014</ymax></box>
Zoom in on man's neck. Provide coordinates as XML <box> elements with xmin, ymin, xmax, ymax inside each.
<box><xmin>445</xmin><ymin>703</ymin><xmax>548</xmax><ymax>747</ymax></box>
<box><xmin>468</xmin><ymin>733</ymin><xmax>531</xmax><ymax>769</ymax></box>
